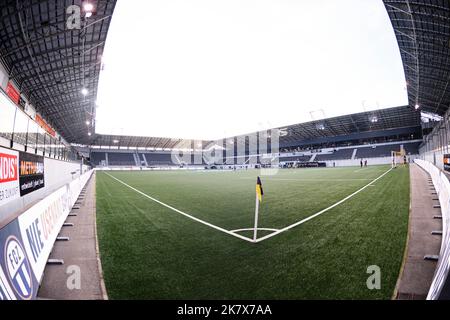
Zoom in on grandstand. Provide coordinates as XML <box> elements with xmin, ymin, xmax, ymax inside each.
<box><xmin>1</xmin><ymin>0</ymin><xmax>450</xmax><ymax>306</ymax></box>
<box><xmin>86</xmin><ymin>106</ymin><xmax>422</xmax><ymax>169</ymax></box>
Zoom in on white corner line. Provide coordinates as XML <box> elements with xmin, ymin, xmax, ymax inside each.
<box><xmin>103</xmin><ymin>168</ymin><xmax>392</xmax><ymax>245</ymax></box>
<box><xmin>102</xmin><ymin>171</ymin><xmax>255</xmax><ymax>243</ymax></box>
<box><xmin>254</xmin><ymin>167</ymin><xmax>393</xmax><ymax>243</ymax></box>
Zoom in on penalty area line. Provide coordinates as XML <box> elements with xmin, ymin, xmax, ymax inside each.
<box><xmin>254</xmin><ymin>167</ymin><xmax>393</xmax><ymax>243</ymax></box>
<box><xmin>102</xmin><ymin>171</ymin><xmax>255</xmax><ymax>243</ymax></box>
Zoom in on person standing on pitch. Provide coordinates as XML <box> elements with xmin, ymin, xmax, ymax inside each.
<box><xmin>360</xmin><ymin>159</ymin><xmax>363</xmax><ymax>168</ymax></box>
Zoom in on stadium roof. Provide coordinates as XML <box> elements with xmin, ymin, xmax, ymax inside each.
<box><xmin>0</xmin><ymin>0</ymin><xmax>117</xmax><ymax>143</ymax></box>
<box><xmin>90</xmin><ymin>106</ymin><xmax>421</xmax><ymax>149</ymax></box>
<box><xmin>384</xmin><ymin>0</ymin><xmax>450</xmax><ymax>116</ymax></box>
<box><xmin>90</xmin><ymin>135</ymin><xmax>193</xmax><ymax>150</ymax></box>
<box><xmin>275</xmin><ymin>106</ymin><xmax>421</xmax><ymax>145</ymax></box>
<box><xmin>1</xmin><ymin>1</ymin><xmax>443</xmax><ymax>146</ymax></box>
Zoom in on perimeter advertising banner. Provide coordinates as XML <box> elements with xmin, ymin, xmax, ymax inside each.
<box><xmin>6</xmin><ymin>82</ymin><xmax>20</xmax><ymax>105</ymax></box>
<box><xmin>35</xmin><ymin>114</ymin><xmax>56</xmax><ymax>137</ymax></box>
<box><xmin>19</xmin><ymin>151</ymin><xmax>45</xmax><ymax>197</ymax></box>
<box><xmin>18</xmin><ymin>184</ymin><xmax>71</xmax><ymax>283</ymax></box>
<box><xmin>0</xmin><ymin>147</ymin><xmax>20</xmax><ymax>207</ymax></box>
<box><xmin>0</xmin><ymin>169</ymin><xmax>93</xmax><ymax>299</ymax></box>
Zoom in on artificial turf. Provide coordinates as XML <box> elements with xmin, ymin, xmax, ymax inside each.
<box><xmin>96</xmin><ymin>165</ymin><xmax>410</xmax><ymax>299</ymax></box>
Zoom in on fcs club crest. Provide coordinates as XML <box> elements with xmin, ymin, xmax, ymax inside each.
<box><xmin>4</xmin><ymin>236</ymin><xmax>33</xmax><ymax>300</ymax></box>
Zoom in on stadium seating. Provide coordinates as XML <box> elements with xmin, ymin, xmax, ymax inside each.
<box><xmin>403</xmin><ymin>142</ymin><xmax>421</xmax><ymax>155</ymax></box>
<box><xmin>144</xmin><ymin>153</ymin><xmax>174</xmax><ymax>165</ymax></box>
<box><xmin>91</xmin><ymin>152</ymin><xmax>106</xmax><ymax>165</ymax></box>
<box><xmin>90</xmin><ymin>141</ymin><xmax>421</xmax><ymax>168</ymax></box>
<box><xmin>355</xmin><ymin>142</ymin><xmax>420</xmax><ymax>159</ymax></box>
<box><xmin>279</xmin><ymin>155</ymin><xmax>311</xmax><ymax>162</ymax></box>
<box><xmin>108</xmin><ymin>152</ymin><xmax>136</xmax><ymax>166</ymax></box>
<box><xmin>315</xmin><ymin>149</ymin><xmax>354</xmax><ymax>161</ymax></box>
<box><xmin>355</xmin><ymin>145</ymin><xmax>394</xmax><ymax>158</ymax></box>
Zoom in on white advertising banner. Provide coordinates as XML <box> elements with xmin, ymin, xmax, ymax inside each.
<box><xmin>17</xmin><ymin>170</ymin><xmax>93</xmax><ymax>282</ymax></box>
<box><xmin>17</xmin><ymin>185</ymin><xmax>70</xmax><ymax>281</ymax></box>
<box><xmin>0</xmin><ymin>147</ymin><xmax>20</xmax><ymax>207</ymax></box>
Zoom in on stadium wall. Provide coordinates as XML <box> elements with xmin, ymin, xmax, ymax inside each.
<box><xmin>0</xmin><ymin>164</ymin><xmax>93</xmax><ymax>300</ymax></box>
<box><xmin>414</xmin><ymin>159</ymin><xmax>450</xmax><ymax>300</ymax></box>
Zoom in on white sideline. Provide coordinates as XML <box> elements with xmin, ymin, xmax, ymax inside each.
<box><xmin>102</xmin><ymin>171</ymin><xmax>255</xmax><ymax>243</ymax></box>
<box><xmin>240</xmin><ymin>177</ymin><xmax>373</xmax><ymax>182</ymax></box>
<box><xmin>103</xmin><ymin>168</ymin><xmax>392</xmax><ymax>244</ymax></box>
<box><xmin>254</xmin><ymin>167</ymin><xmax>393</xmax><ymax>243</ymax></box>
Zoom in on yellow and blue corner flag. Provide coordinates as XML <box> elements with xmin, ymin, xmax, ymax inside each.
<box><xmin>256</xmin><ymin>176</ymin><xmax>264</xmax><ymax>202</ymax></box>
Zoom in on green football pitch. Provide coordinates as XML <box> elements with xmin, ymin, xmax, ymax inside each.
<box><xmin>95</xmin><ymin>165</ymin><xmax>410</xmax><ymax>299</ymax></box>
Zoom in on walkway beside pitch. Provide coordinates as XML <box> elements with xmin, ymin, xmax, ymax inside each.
<box><xmin>37</xmin><ymin>173</ymin><xmax>108</xmax><ymax>300</ymax></box>
<box><xmin>394</xmin><ymin>164</ymin><xmax>442</xmax><ymax>300</ymax></box>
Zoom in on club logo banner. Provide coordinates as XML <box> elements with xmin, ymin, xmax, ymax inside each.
<box><xmin>4</xmin><ymin>236</ymin><xmax>34</xmax><ymax>299</ymax></box>
<box><xmin>0</xmin><ymin>219</ymin><xmax>38</xmax><ymax>300</ymax></box>
<box><xmin>0</xmin><ymin>147</ymin><xmax>20</xmax><ymax>207</ymax></box>
<box><xmin>19</xmin><ymin>152</ymin><xmax>45</xmax><ymax>197</ymax></box>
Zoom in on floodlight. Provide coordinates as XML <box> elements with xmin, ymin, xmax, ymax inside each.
<box><xmin>83</xmin><ymin>2</ymin><xmax>94</xmax><ymax>12</ymax></box>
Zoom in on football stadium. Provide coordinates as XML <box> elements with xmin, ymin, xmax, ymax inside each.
<box><xmin>0</xmin><ymin>0</ymin><xmax>450</xmax><ymax>307</ymax></box>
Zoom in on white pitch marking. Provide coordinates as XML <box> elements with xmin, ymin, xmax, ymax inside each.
<box><xmin>254</xmin><ymin>167</ymin><xmax>393</xmax><ymax>243</ymax></box>
<box><xmin>230</xmin><ymin>228</ymin><xmax>280</xmax><ymax>233</ymax></box>
<box><xmin>239</xmin><ymin>177</ymin><xmax>373</xmax><ymax>182</ymax></box>
<box><xmin>103</xmin><ymin>171</ymin><xmax>255</xmax><ymax>243</ymax></box>
<box><xmin>104</xmin><ymin>168</ymin><xmax>392</xmax><ymax>244</ymax></box>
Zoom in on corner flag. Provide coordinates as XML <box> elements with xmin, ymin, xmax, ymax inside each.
<box><xmin>253</xmin><ymin>176</ymin><xmax>264</xmax><ymax>242</ymax></box>
<box><xmin>256</xmin><ymin>176</ymin><xmax>264</xmax><ymax>202</ymax></box>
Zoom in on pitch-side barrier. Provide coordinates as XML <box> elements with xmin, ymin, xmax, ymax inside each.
<box><xmin>415</xmin><ymin>159</ymin><xmax>450</xmax><ymax>299</ymax></box>
<box><xmin>0</xmin><ymin>170</ymin><xmax>93</xmax><ymax>300</ymax></box>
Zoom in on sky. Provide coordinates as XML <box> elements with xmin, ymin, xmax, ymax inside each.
<box><xmin>95</xmin><ymin>0</ymin><xmax>408</xmax><ymax>140</ymax></box>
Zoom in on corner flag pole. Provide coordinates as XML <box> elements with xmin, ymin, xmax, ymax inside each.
<box><xmin>254</xmin><ymin>176</ymin><xmax>263</xmax><ymax>242</ymax></box>
<box><xmin>253</xmin><ymin>191</ymin><xmax>259</xmax><ymax>242</ymax></box>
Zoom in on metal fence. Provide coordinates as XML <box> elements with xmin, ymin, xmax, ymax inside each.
<box><xmin>419</xmin><ymin>112</ymin><xmax>450</xmax><ymax>170</ymax></box>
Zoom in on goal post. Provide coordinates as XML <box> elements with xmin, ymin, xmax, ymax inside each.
<box><xmin>391</xmin><ymin>150</ymin><xmax>406</xmax><ymax>168</ymax></box>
